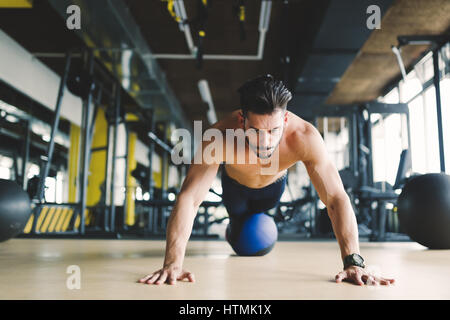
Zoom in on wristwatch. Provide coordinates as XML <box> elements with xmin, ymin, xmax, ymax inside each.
<box><xmin>343</xmin><ymin>253</ymin><xmax>365</xmax><ymax>269</ymax></box>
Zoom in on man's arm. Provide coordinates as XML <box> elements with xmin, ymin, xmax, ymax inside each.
<box><xmin>139</xmin><ymin>130</ymin><xmax>223</xmax><ymax>285</ymax></box>
<box><xmin>163</xmin><ymin>154</ymin><xmax>220</xmax><ymax>268</ymax></box>
<box><xmin>164</xmin><ymin>122</ymin><xmax>226</xmax><ymax>269</ymax></box>
<box><xmin>300</xmin><ymin>123</ymin><xmax>360</xmax><ymax>261</ymax></box>
<box><xmin>297</xmin><ymin>123</ymin><xmax>395</xmax><ymax>286</ymax></box>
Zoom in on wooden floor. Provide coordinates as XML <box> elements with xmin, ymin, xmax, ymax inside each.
<box><xmin>0</xmin><ymin>239</ymin><xmax>449</xmax><ymax>300</ymax></box>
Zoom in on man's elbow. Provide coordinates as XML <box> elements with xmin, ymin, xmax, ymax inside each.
<box><xmin>173</xmin><ymin>192</ymin><xmax>195</xmax><ymax>212</ymax></box>
<box><xmin>177</xmin><ymin>191</ymin><xmax>204</xmax><ymax>212</ymax></box>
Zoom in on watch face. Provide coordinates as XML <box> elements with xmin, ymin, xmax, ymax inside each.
<box><xmin>353</xmin><ymin>254</ymin><xmax>363</xmax><ymax>264</ymax></box>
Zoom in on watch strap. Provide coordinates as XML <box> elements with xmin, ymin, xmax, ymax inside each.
<box><xmin>343</xmin><ymin>253</ymin><xmax>365</xmax><ymax>269</ymax></box>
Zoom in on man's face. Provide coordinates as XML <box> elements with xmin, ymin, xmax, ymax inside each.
<box><xmin>243</xmin><ymin>109</ymin><xmax>286</xmax><ymax>159</ymax></box>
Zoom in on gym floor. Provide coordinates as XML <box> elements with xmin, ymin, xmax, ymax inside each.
<box><xmin>1</xmin><ymin>239</ymin><xmax>449</xmax><ymax>300</ymax></box>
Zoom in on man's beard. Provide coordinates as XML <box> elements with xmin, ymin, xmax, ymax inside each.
<box><xmin>245</xmin><ymin>132</ymin><xmax>283</xmax><ymax>159</ymax></box>
<box><xmin>243</xmin><ymin>117</ymin><xmax>285</xmax><ymax>159</ymax></box>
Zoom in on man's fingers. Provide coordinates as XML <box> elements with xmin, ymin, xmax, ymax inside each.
<box><xmin>377</xmin><ymin>276</ymin><xmax>394</xmax><ymax>285</ymax></box>
<box><xmin>146</xmin><ymin>273</ymin><xmax>161</xmax><ymax>284</ymax></box>
<box><xmin>335</xmin><ymin>272</ymin><xmax>346</xmax><ymax>283</ymax></box>
<box><xmin>355</xmin><ymin>274</ymin><xmax>364</xmax><ymax>286</ymax></box>
<box><xmin>361</xmin><ymin>274</ymin><xmax>377</xmax><ymax>285</ymax></box>
<box><xmin>178</xmin><ymin>271</ymin><xmax>195</xmax><ymax>282</ymax></box>
<box><xmin>335</xmin><ymin>269</ymin><xmax>395</xmax><ymax>286</ymax></box>
<box><xmin>168</xmin><ymin>274</ymin><xmax>177</xmax><ymax>285</ymax></box>
<box><xmin>379</xmin><ymin>278</ymin><xmax>392</xmax><ymax>285</ymax></box>
<box><xmin>383</xmin><ymin>278</ymin><xmax>395</xmax><ymax>284</ymax></box>
<box><xmin>367</xmin><ymin>276</ymin><xmax>378</xmax><ymax>285</ymax></box>
<box><xmin>155</xmin><ymin>271</ymin><xmax>168</xmax><ymax>285</ymax></box>
<box><xmin>139</xmin><ymin>274</ymin><xmax>153</xmax><ymax>283</ymax></box>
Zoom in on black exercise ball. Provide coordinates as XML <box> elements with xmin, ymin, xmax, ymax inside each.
<box><xmin>0</xmin><ymin>179</ymin><xmax>32</xmax><ymax>242</ymax></box>
<box><xmin>397</xmin><ymin>173</ymin><xmax>450</xmax><ymax>249</ymax></box>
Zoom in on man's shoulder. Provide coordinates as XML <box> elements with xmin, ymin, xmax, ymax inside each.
<box><xmin>287</xmin><ymin>112</ymin><xmax>315</xmax><ymax>140</ymax></box>
<box><xmin>286</xmin><ymin>113</ymin><xmax>320</xmax><ymax>161</ymax></box>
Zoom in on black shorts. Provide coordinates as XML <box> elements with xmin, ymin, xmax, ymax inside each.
<box><xmin>221</xmin><ymin>166</ymin><xmax>287</xmax><ymax>219</ymax></box>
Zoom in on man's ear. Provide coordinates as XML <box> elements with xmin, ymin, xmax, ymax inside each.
<box><xmin>239</xmin><ymin>111</ymin><xmax>245</xmax><ymax>124</ymax></box>
<box><xmin>284</xmin><ymin>111</ymin><xmax>289</xmax><ymax>124</ymax></box>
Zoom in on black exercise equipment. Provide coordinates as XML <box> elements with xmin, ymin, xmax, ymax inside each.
<box><xmin>397</xmin><ymin>173</ymin><xmax>450</xmax><ymax>249</ymax></box>
<box><xmin>316</xmin><ymin>207</ymin><xmax>333</xmax><ymax>235</ymax></box>
<box><xmin>26</xmin><ymin>175</ymin><xmax>40</xmax><ymax>200</ymax></box>
<box><xmin>0</xmin><ymin>179</ymin><xmax>32</xmax><ymax>242</ymax></box>
<box><xmin>273</xmin><ymin>185</ymin><xmax>313</xmax><ymax>223</ymax></box>
<box><xmin>356</xmin><ymin>149</ymin><xmax>412</xmax><ymax>242</ymax></box>
<box><xmin>339</xmin><ymin>168</ymin><xmax>359</xmax><ymax>191</ymax></box>
<box><xmin>66</xmin><ymin>58</ymin><xmax>95</xmax><ymax>100</ymax></box>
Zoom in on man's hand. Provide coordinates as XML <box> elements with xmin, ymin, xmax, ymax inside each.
<box><xmin>138</xmin><ymin>264</ymin><xmax>195</xmax><ymax>285</ymax></box>
<box><xmin>335</xmin><ymin>266</ymin><xmax>395</xmax><ymax>286</ymax></box>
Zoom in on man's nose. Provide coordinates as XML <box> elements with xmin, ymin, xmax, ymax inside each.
<box><xmin>258</xmin><ymin>131</ymin><xmax>271</xmax><ymax>147</ymax></box>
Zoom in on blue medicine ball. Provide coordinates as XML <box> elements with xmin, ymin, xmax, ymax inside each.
<box><xmin>226</xmin><ymin>212</ymin><xmax>278</xmax><ymax>256</ymax></box>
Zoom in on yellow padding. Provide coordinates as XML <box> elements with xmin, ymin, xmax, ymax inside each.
<box><xmin>48</xmin><ymin>207</ymin><xmax>65</xmax><ymax>233</ymax></box>
<box><xmin>126</xmin><ymin>113</ymin><xmax>139</xmax><ymax>122</ymax></box>
<box><xmin>126</xmin><ymin>132</ymin><xmax>137</xmax><ymax>226</ymax></box>
<box><xmin>85</xmin><ymin>209</ymin><xmax>92</xmax><ymax>226</ymax></box>
<box><xmin>239</xmin><ymin>6</ymin><xmax>245</xmax><ymax>21</ymax></box>
<box><xmin>84</xmin><ymin>209</ymin><xmax>89</xmax><ymax>225</ymax></box>
<box><xmin>74</xmin><ymin>214</ymin><xmax>81</xmax><ymax>229</ymax></box>
<box><xmin>68</xmin><ymin>124</ymin><xmax>81</xmax><ymax>203</ymax></box>
<box><xmin>73</xmin><ymin>209</ymin><xmax>89</xmax><ymax>229</ymax></box>
<box><xmin>35</xmin><ymin>206</ymin><xmax>49</xmax><ymax>232</ymax></box>
<box><xmin>40</xmin><ymin>207</ymin><xmax>56</xmax><ymax>233</ymax></box>
<box><xmin>55</xmin><ymin>208</ymin><xmax>70</xmax><ymax>232</ymax></box>
<box><xmin>62</xmin><ymin>209</ymin><xmax>74</xmax><ymax>231</ymax></box>
<box><xmin>23</xmin><ymin>214</ymin><xmax>34</xmax><ymax>234</ymax></box>
<box><xmin>0</xmin><ymin>0</ymin><xmax>32</xmax><ymax>8</ymax></box>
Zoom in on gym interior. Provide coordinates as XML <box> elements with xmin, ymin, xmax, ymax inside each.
<box><xmin>0</xmin><ymin>0</ymin><xmax>449</xmax><ymax>301</ymax></box>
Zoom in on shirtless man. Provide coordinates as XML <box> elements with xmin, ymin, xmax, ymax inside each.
<box><xmin>139</xmin><ymin>74</ymin><xmax>395</xmax><ymax>287</ymax></box>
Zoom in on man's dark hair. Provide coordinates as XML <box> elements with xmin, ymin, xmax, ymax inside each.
<box><xmin>237</xmin><ymin>74</ymin><xmax>292</xmax><ymax>117</ymax></box>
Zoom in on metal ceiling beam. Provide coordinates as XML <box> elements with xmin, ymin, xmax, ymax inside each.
<box><xmin>152</xmin><ymin>0</ymin><xmax>272</xmax><ymax>61</ymax></box>
<box><xmin>47</xmin><ymin>0</ymin><xmax>192</xmax><ymax>132</ymax></box>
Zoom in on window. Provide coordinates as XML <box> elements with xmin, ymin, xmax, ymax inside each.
<box><xmin>422</xmin><ymin>86</ymin><xmax>441</xmax><ymax>173</ymax></box>
<box><xmin>0</xmin><ymin>167</ymin><xmax>11</xmax><ymax>180</ymax></box>
<box><xmin>408</xmin><ymin>94</ymin><xmax>426</xmax><ymax>173</ymax></box>
<box><xmin>441</xmin><ymin>78</ymin><xmax>450</xmax><ymax>174</ymax></box>
<box><xmin>399</xmin><ymin>74</ymin><xmax>423</xmax><ymax>103</ymax></box>
<box><xmin>380</xmin><ymin>87</ymin><xmax>400</xmax><ymax>104</ymax></box>
<box><xmin>44</xmin><ymin>177</ymin><xmax>56</xmax><ymax>203</ymax></box>
<box><xmin>317</xmin><ymin>117</ymin><xmax>350</xmax><ymax>171</ymax></box>
<box><xmin>371</xmin><ymin>114</ymin><xmax>405</xmax><ymax>185</ymax></box>
<box><xmin>382</xmin><ymin>44</ymin><xmax>450</xmax><ymax>175</ymax></box>
<box><xmin>0</xmin><ymin>156</ymin><xmax>13</xmax><ymax>180</ymax></box>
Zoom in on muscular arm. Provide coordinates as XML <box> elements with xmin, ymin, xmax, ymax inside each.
<box><xmin>300</xmin><ymin>123</ymin><xmax>360</xmax><ymax>262</ymax></box>
<box><xmin>164</xmin><ymin>133</ymin><xmax>222</xmax><ymax>268</ymax></box>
